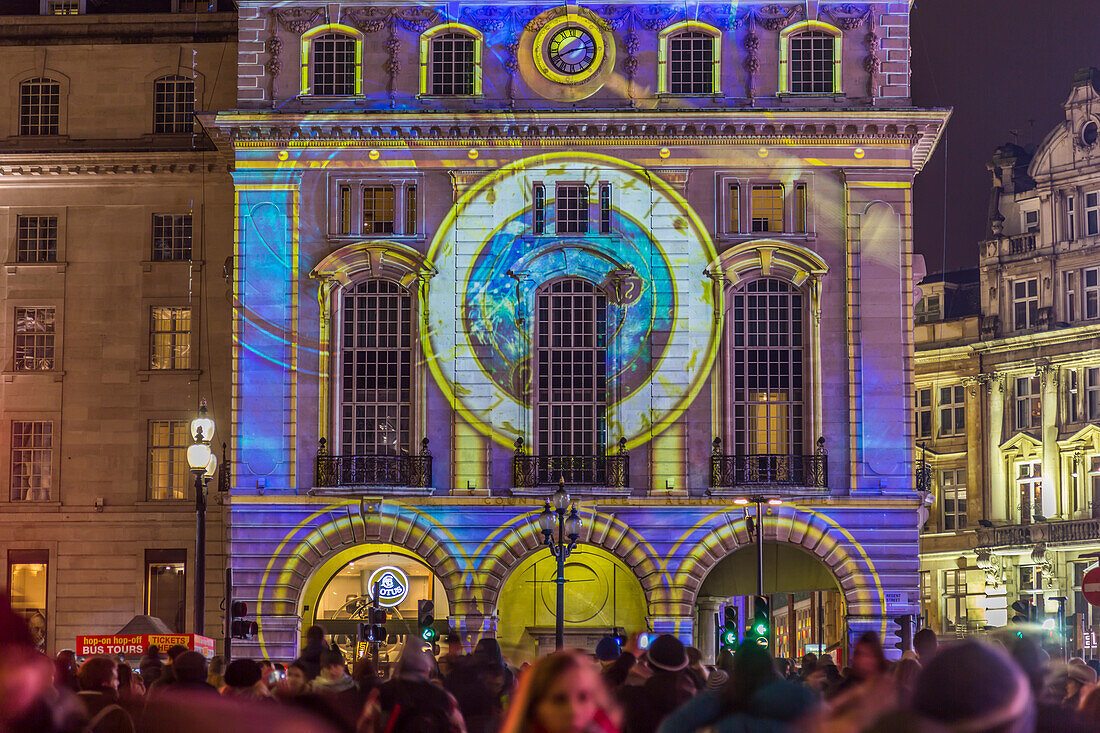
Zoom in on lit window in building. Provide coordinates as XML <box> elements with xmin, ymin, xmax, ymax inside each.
<box><xmin>311</xmin><ymin>33</ymin><xmax>357</xmax><ymax>96</ymax></box>
<box><xmin>943</xmin><ymin>569</ymin><xmax>968</xmax><ymax>632</ymax></box>
<box><xmin>405</xmin><ymin>185</ymin><xmax>417</xmax><ymax>236</ymax></box>
<box><xmin>7</xmin><ymin>550</ymin><xmax>48</xmax><ymax>652</ymax></box>
<box><xmin>1066</xmin><ymin>270</ymin><xmax>1078</xmax><ymax>322</ymax></box>
<box><xmin>11</xmin><ymin>421</ymin><xmax>52</xmax><ymax>501</ymax></box>
<box><xmin>794</xmin><ymin>183</ymin><xmax>808</xmax><ymax>233</ymax></box>
<box><xmin>1019</xmin><ymin>565</ymin><xmax>1044</xmax><ymax>607</ymax></box>
<box><xmin>667</xmin><ymin>31</ymin><xmax>715</xmax><ymax>95</ymax></box>
<box><xmin>1017</xmin><ymin>461</ymin><xmax>1042</xmax><ymax>522</ymax></box>
<box><xmin>177</xmin><ymin>0</ymin><xmax>215</xmax><ymax>11</ymax></box>
<box><xmin>339</xmin><ymin>186</ymin><xmax>352</xmax><ymax>235</ymax></box>
<box><xmin>152</xmin><ymin>214</ymin><xmax>193</xmax><ymax>261</ymax></box>
<box><xmin>1014</xmin><ymin>376</ymin><xmax>1041</xmax><ymax>430</ymax></box>
<box><xmin>788</xmin><ymin>31</ymin><xmax>835</xmax><ymax>94</ymax></box>
<box><xmin>429</xmin><ymin>32</ymin><xmax>476</xmax><ymax>96</ymax></box>
<box><xmin>14</xmin><ymin>307</ymin><xmax>55</xmax><ymax>371</ymax></box>
<box><xmin>599</xmin><ymin>183</ymin><xmax>612</xmax><ymax>235</ymax></box>
<box><xmin>939</xmin><ymin>385</ymin><xmax>965</xmax><ymax>437</ymax></box>
<box><xmin>153</xmin><ymin>76</ymin><xmax>195</xmax><ymax>134</ymax></box>
<box><xmin>148</xmin><ymin>420</ymin><xmax>190</xmax><ymax>500</ymax></box>
<box><xmin>1067</xmin><ymin>195</ymin><xmax>1075</xmax><ymax>240</ymax></box>
<box><xmin>145</xmin><ymin>550</ymin><xmax>186</xmax><ymax>632</ymax></box>
<box><xmin>1088</xmin><ymin>367</ymin><xmax>1100</xmax><ymax>422</ymax></box>
<box><xmin>941</xmin><ymin>468</ymin><xmax>967</xmax><ymax>530</ymax></box>
<box><xmin>1012</xmin><ymin>277</ymin><xmax>1038</xmax><ymax>330</ymax></box>
<box><xmin>340</xmin><ymin>280</ymin><xmax>411</xmax><ymax>455</ymax></box>
<box><xmin>731</xmin><ymin>279</ymin><xmax>804</xmax><ymax>456</ymax></box>
<box><xmin>751</xmin><ymin>185</ymin><xmax>784</xmax><ymax>233</ymax></box>
<box><xmin>536</xmin><ymin>279</ymin><xmax>607</xmax><ymax>464</ymax></box>
<box><xmin>16</xmin><ymin>216</ymin><xmax>58</xmax><ymax>263</ymax></box>
<box><xmin>914</xmin><ymin>388</ymin><xmax>932</xmax><ymax>439</ymax></box>
<box><xmin>150</xmin><ymin>307</ymin><xmax>192</xmax><ymax>370</ymax></box>
<box><xmin>556</xmin><ymin>185</ymin><xmax>589</xmax><ymax>234</ymax></box>
<box><xmin>1084</xmin><ymin>267</ymin><xmax>1099</xmax><ymax>320</ymax></box>
<box><xmin>19</xmin><ymin>78</ymin><xmax>60</xmax><ymax>136</ymax></box>
<box><xmin>727</xmin><ymin>183</ymin><xmax>740</xmax><ymax>233</ymax></box>
<box><xmin>1068</xmin><ymin>369</ymin><xmax>1080</xmax><ymax>423</ymax></box>
<box><xmin>1086</xmin><ymin>191</ymin><xmax>1099</xmax><ymax>236</ymax></box>
<box><xmin>362</xmin><ymin>186</ymin><xmax>396</xmax><ymax>234</ymax></box>
<box><xmin>47</xmin><ymin>0</ymin><xmax>79</xmax><ymax>14</ymax></box>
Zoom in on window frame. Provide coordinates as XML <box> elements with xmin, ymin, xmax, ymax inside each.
<box><xmin>1066</xmin><ymin>194</ymin><xmax>1075</xmax><ymax>241</ymax></box>
<box><xmin>300</xmin><ymin>24</ymin><xmax>363</xmax><ymax>97</ymax></box>
<box><xmin>147</xmin><ymin>420</ymin><xmax>191</xmax><ymax>500</ymax></box>
<box><xmin>15</xmin><ymin>216</ymin><xmax>58</xmax><ymax>264</ymax></box>
<box><xmin>1016</xmin><ymin>460</ymin><xmax>1043</xmax><ymax>523</ymax></box>
<box><xmin>1087</xmin><ymin>367</ymin><xmax>1100</xmax><ymax>422</ymax></box>
<box><xmin>149</xmin><ymin>306</ymin><xmax>193</xmax><ymax>371</ymax></box>
<box><xmin>7</xmin><ymin>549</ymin><xmax>48</xmax><ymax>653</ymax></box>
<box><xmin>13</xmin><ymin>307</ymin><xmax>56</xmax><ymax>372</ymax></box>
<box><xmin>657</xmin><ymin>22</ymin><xmax>722</xmax><ymax>96</ymax></box>
<box><xmin>1014</xmin><ymin>375</ymin><xmax>1041</xmax><ymax>430</ymax></box>
<box><xmin>18</xmin><ymin>77</ymin><xmax>62</xmax><ymax>137</ymax></box>
<box><xmin>152</xmin><ymin>75</ymin><xmax>196</xmax><ymax>135</ymax></box>
<box><xmin>151</xmin><ymin>214</ymin><xmax>193</xmax><ymax>262</ymax></box>
<box><xmin>1011</xmin><ymin>277</ymin><xmax>1039</xmax><ymax>330</ymax></box>
<box><xmin>943</xmin><ymin>568</ymin><xmax>968</xmax><ymax>632</ymax></box>
<box><xmin>329</xmin><ymin>176</ymin><xmax>421</xmax><ymax>238</ymax></box>
<box><xmin>914</xmin><ymin>387</ymin><xmax>932</xmax><ymax>440</ymax></box>
<box><xmin>144</xmin><ymin>549</ymin><xmax>187</xmax><ymax>633</ymax></box>
<box><xmin>419</xmin><ymin>24</ymin><xmax>483</xmax><ymax>97</ymax></box>
<box><xmin>750</xmin><ymin>183</ymin><xmax>785</xmax><ymax>234</ymax></box>
<box><xmin>10</xmin><ymin>420</ymin><xmax>53</xmax><ymax>502</ymax></box>
<box><xmin>1086</xmin><ymin>191</ymin><xmax>1099</xmax><ymax>237</ymax></box>
<box><xmin>938</xmin><ymin>384</ymin><xmax>966</xmax><ymax>438</ymax></box>
<box><xmin>554</xmin><ymin>183</ymin><xmax>591</xmax><ymax>235</ymax></box>
<box><xmin>41</xmin><ymin>0</ymin><xmax>83</xmax><ymax>14</ymax></box>
<box><xmin>779</xmin><ymin>21</ymin><xmax>843</xmax><ymax>96</ymax></box>
<box><xmin>940</xmin><ymin>467</ymin><xmax>967</xmax><ymax>531</ymax></box>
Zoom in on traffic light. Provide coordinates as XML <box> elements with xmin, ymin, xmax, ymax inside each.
<box><xmin>360</xmin><ymin>607</ymin><xmax>387</xmax><ymax>643</ymax></box>
<box><xmin>417</xmin><ymin>600</ymin><xmax>437</xmax><ymax>642</ymax></box>
<box><xmin>611</xmin><ymin>627</ymin><xmax>627</xmax><ymax>647</ymax></box>
<box><xmin>893</xmin><ymin>614</ymin><xmax>914</xmax><ymax>653</ymax></box>
<box><xmin>230</xmin><ymin>601</ymin><xmax>258</xmax><ymax>640</ymax></box>
<box><xmin>750</xmin><ymin>595</ymin><xmax>770</xmax><ymax>648</ymax></box>
<box><xmin>720</xmin><ymin>606</ymin><xmax>738</xmax><ymax>649</ymax></box>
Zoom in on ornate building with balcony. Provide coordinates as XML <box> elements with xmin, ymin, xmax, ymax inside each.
<box><xmin>205</xmin><ymin>0</ymin><xmax>946</xmax><ymax>663</ymax></box>
<box><xmin>915</xmin><ymin>68</ymin><xmax>1100</xmax><ymax>650</ymax></box>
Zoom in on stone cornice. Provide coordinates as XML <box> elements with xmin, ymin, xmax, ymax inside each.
<box><xmin>915</xmin><ymin>322</ymin><xmax>1100</xmax><ymax>361</ymax></box>
<box><xmin>0</xmin><ymin>153</ymin><xmax>233</xmax><ymax>178</ymax></box>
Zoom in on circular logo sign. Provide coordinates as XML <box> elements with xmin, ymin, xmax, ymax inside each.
<box><xmin>367</xmin><ymin>566</ymin><xmax>409</xmax><ymax>608</ymax></box>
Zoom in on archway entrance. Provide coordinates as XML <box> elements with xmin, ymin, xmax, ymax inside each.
<box><xmin>303</xmin><ymin>549</ymin><xmax>450</xmax><ymax>671</ymax></box>
<box><xmin>696</xmin><ymin>543</ymin><xmax>846</xmax><ymax>666</ymax></box>
<box><xmin>495</xmin><ymin>546</ymin><xmax>648</xmax><ymax>663</ymax></box>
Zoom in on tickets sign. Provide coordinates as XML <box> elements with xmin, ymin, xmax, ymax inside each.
<box><xmin>76</xmin><ymin>634</ymin><xmax>216</xmax><ymax>659</ymax></box>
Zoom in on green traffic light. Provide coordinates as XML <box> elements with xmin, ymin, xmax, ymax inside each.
<box><xmin>720</xmin><ymin>629</ymin><xmax>738</xmax><ymax>647</ymax></box>
<box><xmin>421</xmin><ymin>627</ymin><xmax>438</xmax><ymax>642</ymax></box>
<box><xmin>754</xmin><ymin>623</ymin><xmax>768</xmax><ymax>635</ymax></box>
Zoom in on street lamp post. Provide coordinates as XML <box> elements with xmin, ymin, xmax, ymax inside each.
<box><xmin>187</xmin><ymin>400</ymin><xmax>218</xmax><ymax>636</ymax></box>
<box><xmin>540</xmin><ymin>478</ymin><xmax>582</xmax><ymax>651</ymax></box>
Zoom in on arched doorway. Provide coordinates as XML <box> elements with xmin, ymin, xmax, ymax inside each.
<box><xmin>696</xmin><ymin>543</ymin><xmax>846</xmax><ymax>666</ymax></box>
<box><xmin>495</xmin><ymin>545</ymin><xmax>648</xmax><ymax>663</ymax></box>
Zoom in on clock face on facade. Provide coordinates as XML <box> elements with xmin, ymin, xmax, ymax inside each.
<box><xmin>548</xmin><ymin>26</ymin><xmax>597</xmax><ymax>75</ymax></box>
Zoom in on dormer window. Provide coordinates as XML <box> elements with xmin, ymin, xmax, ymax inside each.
<box><xmin>779</xmin><ymin>22</ymin><xmax>843</xmax><ymax>95</ymax></box>
<box><xmin>1022</xmin><ymin>209</ymin><xmax>1039</xmax><ymax>234</ymax></box>
<box><xmin>658</xmin><ymin>22</ymin><xmax>721</xmax><ymax>95</ymax></box>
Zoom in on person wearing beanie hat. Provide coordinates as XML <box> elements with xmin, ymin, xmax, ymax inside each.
<box><xmin>161</xmin><ymin>651</ymin><xmax>216</xmax><ymax>695</ymax></box>
<box><xmin>911</xmin><ymin>640</ymin><xmax>1034</xmax><ymax>732</ymax></box>
<box><xmin>617</xmin><ymin>635</ymin><xmax>697</xmax><ymax>733</ymax></box>
<box><xmin>221</xmin><ymin>658</ymin><xmax>271</xmax><ymax>702</ymax></box>
<box><xmin>595</xmin><ymin>636</ymin><xmax>622</xmax><ymax>666</ymax></box>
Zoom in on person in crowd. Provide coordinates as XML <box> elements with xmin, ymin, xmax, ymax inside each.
<box><xmin>221</xmin><ymin>658</ymin><xmax>272</xmax><ymax>702</ymax></box>
<box><xmin>308</xmin><ymin>648</ymin><xmax>365</xmax><ymax>730</ymax></box>
<box><xmin>1063</xmin><ymin>662</ymin><xmax>1096</xmax><ymax>709</ymax></box>
<box><xmin>684</xmin><ymin>647</ymin><xmax>708</xmax><ymax>692</ymax></box>
<box><xmin>260</xmin><ymin>659</ymin><xmax>277</xmax><ymax>691</ymax></box>
<box><xmin>909</xmin><ymin>640</ymin><xmax>1034</xmax><ymax>733</ymax></box>
<box><xmin>602</xmin><ymin>634</ymin><xmax>641</xmax><ymax>690</ymax></box>
<box><xmin>796</xmin><ymin>652</ymin><xmax>817</xmax><ymax>684</ymax></box>
<box><xmin>826</xmin><ymin>632</ymin><xmax>896</xmax><ymax>730</ymax></box>
<box><xmin>75</xmin><ymin>655</ymin><xmax>136</xmax><ymax>733</ymax></box>
<box><xmin>350</xmin><ymin>656</ymin><xmax>378</xmax><ymax>694</ymax></box>
<box><xmin>148</xmin><ymin>645</ymin><xmax>189</xmax><ymax>694</ymax></box>
<box><xmin>207</xmin><ymin>655</ymin><xmax>227</xmax><ymax>691</ymax></box>
<box><xmin>438</xmin><ymin>633</ymin><xmax>465</xmax><ymax>678</ymax></box>
<box><xmin>912</xmin><ymin>628</ymin><xmax>937</xmax><ymax>665</ymax></box>
<box><xmin>161</xmin><ymin>651</ymin><xmax>217</xmax><ymax>695</ymax></box>
<box><xmin>115</xmin><ymin>662</ymin><xmax>145</xmax><ymax>722</ymax></box>
<box><xmin>360</xmin><ymin>641</ymin><xmax>467</xmax><ymax>733</ymax></box>
<box><xmin>55</xmin><ymin>649</ymin><xmax>80</xmax><ymax>693</ymax></box>
<box><xmin>616</xmin><ymin>635</ymin><xmax>698</xmax><ymax>733</ymax></box>
<box><xmin>499</xmin><ymin>650</ymin><xmax>619</xmax><ymax>733</ymax></box>
<box><xmin>594</xmin><ymin>636</ymin><xmax>622</xmax><ymax>674</ymax></box>
<box><xmin>445</xmin><ymin>637</ymin><xmax>515</xmax><ymax>733</ymax></box>
<box><xmin>296</xmin><ymin>624</ymin><xmax>329</xmax><ymax>681</ymax></box>
<box><xmin>657</xmin><ymin>640</ymin><xmax>818</xmax><ymax>733</ymax></box>
<box><xmin>893</xmin><ymin>654</ymin><xmax>922</xmax><ymax>705</ymax></box>
<box><xmin>1078</xmin><ymin>683</ymin><xmax>1100</xmax><ymax>722</ymax></box>
<box><xmin>1009</xmin><ymin>636</ymin><xmax>1092</xmax><ymax>732</ymax></box>
<box><xmin>276</xmin><ymin>661</ymin><xmax>310</xmax><ymax>699</ymax></box>
<box><xmin>138</xmin><ymin>646</ymin><xmax>164</xmax><ymax>688</ymax></box>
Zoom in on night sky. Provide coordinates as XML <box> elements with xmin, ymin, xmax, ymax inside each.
<box><xmin>910</xmin><ymin>0</ymin><xmax>1095</xmax><ymax>273</ymax></box>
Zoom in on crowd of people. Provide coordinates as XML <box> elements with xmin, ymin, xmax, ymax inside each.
<box><xmin>4</xmin><ymin>594</ymin><xmax>1100</xmax><ymax>733</ymax></box>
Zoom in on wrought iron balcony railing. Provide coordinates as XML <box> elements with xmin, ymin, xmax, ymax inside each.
<box><xmin>976</xmin><ymin>516</ymin><xmax>1100</xmax><ymax>549</ymax></box>
<box><xmin>916</xmin><ymin>442</ymin><xmax>932</xmax><ymax>493</ymax></box>
<box><xmin>709</xmin><ymin>437</ymin><xmax>828</xmax><ymax>493</ymax></box>
<box><xmin>314</xmin><ymin>438</ymin><xmax>432</xmax><ymax>489</ymax></box>
<box><xmin>512</xmin><ymin>438</ymin><xmax>629</xmax><ymax>488</ymax></box>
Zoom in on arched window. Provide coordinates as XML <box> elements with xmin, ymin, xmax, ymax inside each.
<box><xmin>339</xmin><ymin>279</ymin><xmax>412</xmax><ymax>456</ymax></box>
<box><xmin>535</xmin><ymin>279</ymin><xmax>607</xmax><ymax>459</ymax></box>
<box><xmin>780</xmin><ymin>22</ymin><xmax>842</xmax><ymax>95</ymax></box>
<box><xmin>311</xmin><ymin>31</ymin><xmax>358</xmax><ymax>96</ymax></box>
<box><xmin>729</xmin><ymin>278</ymin><xmax>804</xmax><ymax>456</ymax></box>
<box><xmin>659</xmin><ymin>22</ymin><xmax>721</xmax><ymax>95</ymax></box>
<box><xmin>153</xmin><ymin>75</ymin><xmax>195</xmax><ymax>134</ymax></box>
<box><xmin>422</xmin><ymin>25</ymin><xmax>481</xmax><ymax>96</ymax></box>
<box><xmin>19</xmin><ymin>78</ymin><xmax>61</xmax><ymax>136</ymax></box>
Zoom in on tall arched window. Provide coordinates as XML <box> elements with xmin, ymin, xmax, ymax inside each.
<box><xmin>535</xmin><ymin>279</ymin><xmax>607</xmax><ymax>458</ymax></box>
<box><xmin>659</xmin><ymin>22</ymin><xmax>721</xmax><ymax>95</ymax></box>
<box><xmin>730</xmin><ymin>278</ymin><xmax>804</xmax><ymax>456</ymax></box>
<box><xmin>427</xmin><ymin>29</ymin><xmax>479</xmax><ymax>96</ymax></box>
<box><xmin>19</xmin><ymin>78</ymin><xmax>61</xmax><ymax>136</ymax></box>
<box><xmin>340</xmin><ymin>279</ymin><xmax>412</xmax><ymax>456</ymax></box>
<box><xmin>153</xmin><ymin>75</ymin><xmax>195</xmax><ymax>134</ymax></box>
<box><xmin>311</xmin><ymin>32</ymin><xmax>358</xmax><ymax>96</ymax></box>
<box><xmin>780</xmin><ymin>22</ymin><xmax>842</xmax><ymax>95</ymax></box>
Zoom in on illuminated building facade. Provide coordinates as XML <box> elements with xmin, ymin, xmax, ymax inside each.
<box><xmin>0</xmin><ymin>2</ymin><xmax>237</xmax><ymax>655</ymax></box>
<box><xmin>206</xmin><ymin>0</ymin><xmax>948</xmax><ymax>663</ymax></box>
<box><xmin>915</xmin><ymin>68</ymin><xmax>1100</xmax><ymax>652</ymax></box>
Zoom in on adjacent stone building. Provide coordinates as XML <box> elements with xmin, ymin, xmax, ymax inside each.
<box><xmin>916</xmin><ymin>69</ymin><xmax>1100</xmax><ymax>654</ymax></box>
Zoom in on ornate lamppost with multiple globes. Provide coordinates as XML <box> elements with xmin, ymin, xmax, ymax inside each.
<box><xmin>186</xmin><ymin>400</ymin><xmax>218</xmax><ymax>635</ymax></box>
<box><xmin>539</xmin><ymin>478</ymin><xmax>583</xmax><ymax>651</ymax></box>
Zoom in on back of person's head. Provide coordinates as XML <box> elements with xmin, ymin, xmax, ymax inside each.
<box><xmin>117</xmin><ymin>662</ymin><xmax>134</xmax><ymax>689</ymax></box>
<box><xmin>800</xmin><ymin>652</ymin><xmax>817</xmax><ymax>672</ymax></box>
<box><xmin>725</xmin><ymin>641</ymin><xmax>779</xmax><ymax>712</ymax></box>
<box><xmin>911</xmin><ymin>640</ymin><xmax>1033</xmax><ymax>733</ymax></box>
<box><xmin>351</xmin><ymin>656</ymin><xmax>377</xmax><ymax>686</ymax></box>
<box><xmin>166</xmin><ymin>644</ymin><xmax>188</xmax><ymax>662</ymax></box>
<box><xmin>173</xmin><ymin>651</ymin><xmax>208</xmax><ymax>684</ymax></box>
<box><xmin>77</xmin><ymin>655</ymin><xmax>117</xmax><ymax>691</ymax></box>
<box><xmin>1008</xmin><ymin>636</ymin><xmax>1046</xmax><ymax>694</ymax></box>
<box><xmin>224</xmin><ymin>659</ymin><xmax>262</xmax><ymax>689</ymax></box>
<box><xmin>473</xmin><ymin>637</ymin><xmax>505</xmax><ymax>667</ymax></box>
<box><xmin>143</xmin><ymin>645</ymin><xmax>161</xmax><ymax>661</ymax></box>
<box><xmin>319</xmin><ymin>649</ymin><xmax>345</xmax><ymax>671</ymax></box>
<box><xmin>500</xmin><ymin>650</ymin><xmax>611</xmax><ymax>733</ymax></box>
<box><xmin>852</xmin><ymin>631</ymin><xmax>888</xmax><ymax>678</ymax></box>
<box><xmin>394</xmin><ymin>641</ymin><xmax>434</xmax><ymax>680</ymax></box>
<box><xmin>208</xmin><ymin>655</ymin><xmax>226</xmax><ymax>676</ymax></box>
<box><xmin>913</xmin><ymin>628</ymin><xmax>938</xmax><ymax>660</ymax></box>
<box><xmin>1080</xmin><ymin>684</ymin><xmax>1100</xmax><ymax>720</ymax></box>
<box><xmin>304</xmin><ymin>625</ymin><xmax>326</xmax><ymax>643</ymax></box>
<box><xmin>594</xmin><ymin>636</ymin><xmax>621</xmax><ymax>662</ymax></box>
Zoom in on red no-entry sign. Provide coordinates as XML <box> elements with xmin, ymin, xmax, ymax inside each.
<box><xmin>1083</xmin><ymin>567</ymin><xmax>1100</xmax><ymax>607</ymax></box>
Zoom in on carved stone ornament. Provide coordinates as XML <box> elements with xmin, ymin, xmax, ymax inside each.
<box><xmin>272</xmin><ymin>7</ymin><xmax>326</xmax><ymax>35</ymax></box>
<box><xmin>460</xmin><ymin>6</ymin><xmax>542</xmax><ymax>99</ymax></box>
<box><xmin>754</xmin><ymin>4</ymin><xmax>805</xmax><ymax>31</ymax></box>
<box><xmin>821</xmin><ymin>3</ymin><xmax>871</xmax><ymax>30</ymax></box>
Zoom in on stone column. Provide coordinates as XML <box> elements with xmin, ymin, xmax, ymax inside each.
<box><xmin>987</xmin><ymin>376</ymin><xmax>1008</xmax><ymax>521</ymax></box>
<box><xmin>695</xmin><ymin>597</ymin><xmax>722</xmax><ymax>664</ymax></box>
<box><xmin>1040</xmin><ymin>366</ymin><xmax>1059</xmax><ymax>518</ymax></box>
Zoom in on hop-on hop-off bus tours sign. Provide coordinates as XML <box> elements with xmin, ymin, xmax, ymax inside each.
<box><xmin>76</xmin><ymin>634</ymin><xmax>216</xmax><ymax>659</ymax></box>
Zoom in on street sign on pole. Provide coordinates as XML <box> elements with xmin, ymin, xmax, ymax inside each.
<box><xmin>1082</xmin><ymin>566</ymin><xmax>1100</xmax><ymax>607</ymax></box>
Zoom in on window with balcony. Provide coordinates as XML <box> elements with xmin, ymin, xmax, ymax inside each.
<box><xmin>11</xmin><ymin>421</ymin><xmax>52</xmax><ymax>501</ymax></box>
<box><xmin>14</xmin><ymin>307</ymin><xmax>55</xmax><ymax>372</ymax></box>
<box><xmin>941</xmin><ymin>468</ymin><xmax>967</xmax><ymax>530</ymax></box>
<box><xmin>16</xmin><ymin>216</ymin><xmax>57</xmax><ymax>263</ymax></box>
<box><xmin>428</xmin><ymin>31</ymin><xmax>478</xmax><ymax>96</ymax></box>
<box><xmin>153</xmin><ymin>76</ymin><xmax>195</xmax><ymax>134</ymax></box>
<box><xmin>556</xmin><ymin>185</ymin><xmax>590</xmax><ymax>234</ymax></box>
<box><xmin>19</xmin><ymin>78</ymin><xmax>61</xmax><ymax>136</ymax></box>
<box><xmin>1012</xmin><ymin>278</ymin><xmax>1038</xmax><ymax>330</ymax></box>
<box><xmin>915</xmin><ymin>387</ymin><xmax>932</xmax><ymax>440</ymax></box>
<box><xmin>148</xmin><ymin>420</ymin><xmax>190</xmax><ymax>500</ymax></box>
<box><xmin>1086</xmin><ymin>191</ymin><xmax>1099</xmax><ymax>236</ymax></box>
<box><xmin>152</xmin><ymin>214</ymin><xmax>193</xmax><ymax>262</ymax></box>
<box><xmin>751</xmin><ymin>185</ymin><xmax>784</xmax><ymax>233</ymax></box>
<box><xmin>311</xmin><ymin>32</ymin><xmax>357</xmax><ymax>96</ymax></box>
<box><xmin>1014</xmin><ymin>376</ymin><xmax>1041</xmax><ymax>430</ymax></box>
<box><xmin>943</xmin><ymin>569</ymin><xmax>967</xmax><ymax>632</ymax></box>
<box><xmin>1017</xmin><ymin>460</ymin><xmax>1042</xmax><ymax>522</ymax></box>
<box><xmin>939</xmin><ymin>385</ymin><xmax>965</xmax><ymax>437</ymax></box>
<box><xmin>667</xmin><ymin>30</ymin><xmax>717</xmax><ymax>95</ymax></box>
